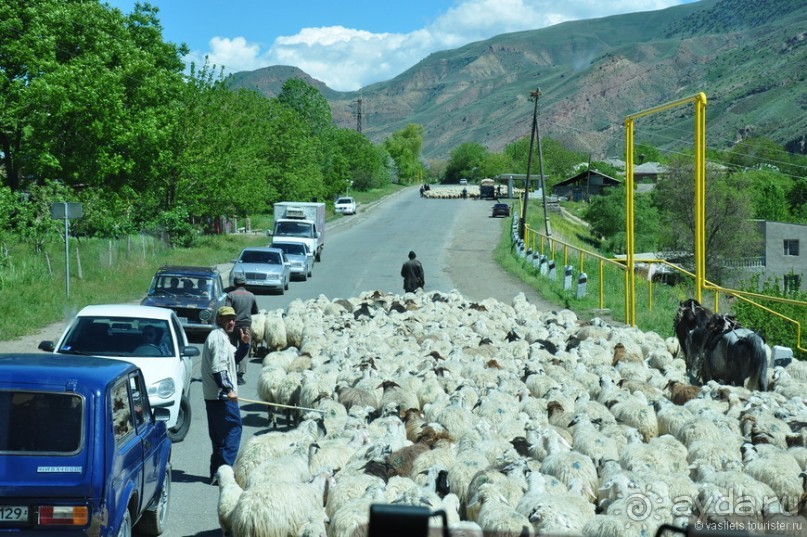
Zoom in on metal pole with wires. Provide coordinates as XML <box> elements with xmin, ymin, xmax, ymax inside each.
<box><xmin>519</xmin><ymin>88</ymin><xmax>541</xmax><ymax>240</ymax></box>
<box><xmin>536</xmin><ymin>92</ymin><xmax>551</xmax><ymax>237</ymax></box>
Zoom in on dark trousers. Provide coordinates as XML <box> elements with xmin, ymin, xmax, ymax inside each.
<box><xmin>205</xmin><ymin>399</ymin><xmax>242</xmax><ymax>479</ymax></box>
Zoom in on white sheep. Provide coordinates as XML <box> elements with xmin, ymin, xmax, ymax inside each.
<box><xmin>242</xmin><ymin>443</ymin><xmax>312</xmax><ymax>489</ymax></box>
<box><xmin>324</xmin><ymin>473</ymin><xmax>386</xmax><ymax>520</ymax></box>
<box><xmin>284</xmin><ymin>313</ymin><xmax>305</xmax><ymax>349</ymax></box>
<box><xmin>200</xmin><ymin>290</ymin><xmax>807</xmax><ymax>537</ymax></box>
<box><xmin>466</xmin><ymin>483</ymin><xmax>534</xmax><ymax>536</ymax></box>
<box><xmin>538</xmin><ymin>449</ymin><xmax>598</xmax><ymax>500</ymax></box>
<box><xmin>608</xmin><ymin>394</ymin><xmax>659</xmax><ymax>442</ymax></box>
<box><xmin>263</xmin><ymin>310</ymin><xmax>288</xmax><ymax>351</ymax></box>
<box><xmin>327</xmin><ymin>484</ymin><xmax>387</xmax><ymax>537</ymax></box>
<box><xmin>250</xmin><ymin>310</ymin><xmax>268</xmax><ymax>353</ymax></box>
<box><xmin>228</xmin><ymin>479</ymin><xmax>328</xmax><ymax>537</ymax></box>
<box><xmin>233</xmin><ymin>419</ymin><xmax>320</xmax><ymax>487</ymax></box>
<box><xmin>742</xmin><ymin>444</ymin><xmax>803</xmax><ymax>512</ymax></box>
<box><xmin>216</xmin><ymin>465</ymin><xmax>242</xmax><ymax>536</ymax></box>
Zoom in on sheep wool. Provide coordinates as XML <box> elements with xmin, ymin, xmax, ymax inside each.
<box><xmin>263</xmin><ymin>310</ymin><xmax>288</xmax><ymax>351</ymax></box>
<box><xmin>228</xmin><ymin>480</ymin><xmax>325</xmax><ymax>537</ymax></box>
<box><xmin>216</xmin><ymin>289</ymin><xmax>804</xmax><ymax>537</ymax></box>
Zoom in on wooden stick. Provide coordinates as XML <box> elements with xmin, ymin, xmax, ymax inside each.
<box><xmin>238</xmin><ymin>397</ymin><xmax>327</xmax><ymax>414</ymax></box>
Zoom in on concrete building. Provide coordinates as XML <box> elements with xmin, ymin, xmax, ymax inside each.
<box><xmin>755</xmin><ymin>220</ymin><xmax>807</xmax><ymax>291</ymax></box>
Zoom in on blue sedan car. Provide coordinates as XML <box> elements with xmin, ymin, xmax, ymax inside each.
<box><xmin>0</xmin><ymin>354</ymin><xmax>172</xmax><ymax>536</ymax></box>
<box><xmin>140</xmin><ymin>265</ymin><xmax>228</xmax><ymax>338</ymax></box>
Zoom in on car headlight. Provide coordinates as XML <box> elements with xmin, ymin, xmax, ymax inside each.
<box><xmin>199</xmin><ymin>308</ymin><xmax>213</xmax><ymax>322</ymax></box>
<box><xmin>149</xmin><ymin>378</ymin><xmax>176</xmax><ymax>399</ymax></box>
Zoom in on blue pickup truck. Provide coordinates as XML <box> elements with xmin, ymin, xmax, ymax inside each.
<box><xmin>0</xmin><ymin>354</ymin><xmax>172</xmax><ymax>536</ymax></box>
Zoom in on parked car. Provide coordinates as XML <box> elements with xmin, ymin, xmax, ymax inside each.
<box><xmin>334</xmin><ymin>196</ymin><xmax>357</xmax><ymax>215</ymax></box>
<box><xmin>0</xmin><ymin>353</ymin><xmax>172</xmax><ymax>536</ymax></box>
<box><xmin>270</xmin><ymin>241</ymin><xmax>314</xmax><ymax>281</ymax></box>
<box><xmin>491</xmin><ymin>202</ymin><xmax>511</xmax><ymax>218</ymax></box>
<box><xmin>459</xmin><ymin>178</ymin><xmax>468</xmax><ymax>186</ymax></box>
<box><xmin>140</xmin><ymin>265</ymin><xmax>227</xmax><ymax>338</ymax></box>
<box><xmin>229</xmin><ymin>246</ymin><xmax>291</xmax><ymax>294</ymax></box>
<box><xmin>38</xmin><ymin>304</ymin><xmax>198</xmax><ymax>442</ymax></box>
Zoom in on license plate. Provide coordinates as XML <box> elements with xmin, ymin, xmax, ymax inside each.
<box><xmin>0</xmin><ymin>506</ymin><xmax>28</xmax><ymax>522</ymax></box>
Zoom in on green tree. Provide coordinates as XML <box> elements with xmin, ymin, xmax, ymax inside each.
<box><xmin>10</xmin><ymin>181</ymin><xmax>72</xmax><ymax>253</ymax></box>
<box><xmin>589</xmin><ymin>161</ymin><xmax>623</xmax><ymax>179</ymax></box>
<box><xmin>276</xmin><ymin>79</ymin><xmax>356</xmax><ymax>200</ymax></box>
<box><xmin>384</xmin><ymin>124</ymin><xmax>425</xmax><ymax>183</ymax></box>
<box><xmin>445</xmin><ymin>142</ymin><xmax>488</xmax><ymax>184</ymax></box>
<box><xmin>0</xmin><ymin>0</ymin><xmax>186</xmax><ymax>194</ymax></box>
<box><xmin>734</xmin><ymin>274</ymin><xmax>807</xmax><ymax>358</ymax></box>
<box><xmin>787</xmin><ymin>177</ymin><xmax>807</xmax><ymax>220</ymax></box>
<box><xmin>651</xmin><ymin>156</ymin><xmax>760</xmax><ymax>283</ymax></box>
<box><xmin>502</xmin><ymin>136</ymin><xmax>584</xmax><ymax>185</ymax></box>
<box><xmin>277</xmin><ymin>78</ymin><xmax>333</xmax><ymax>137</ymax></box>
<box><xmin>725</xmin><ymin>137</ymin><xmax>786</xmax><ymax>171</ymax></box>
<box><xmin>635</xmin><ymin>143</ymin><xmax>662</xmax><ymax>164</ymax></box>
<box><xmin>160</xmin><ymin>64</ymin><xmax>281</xmax><ymax>243</ymax></box>
<box><xmin>583</xmin><ymin>186</ymin><xmax>659</xmax><ymax>255</ymax></box>
<box><xmin>330</xmin><ymin>129</ymin><xmax>390</xmax><ymax>192</ymax></box>
<box><xmin>742</xmin><ymin>170</ymin><xmax>790</xmax><ymax>222</ymax></box>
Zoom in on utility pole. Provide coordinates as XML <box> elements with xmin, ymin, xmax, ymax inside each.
<box><xmin>356</xmin><ymin>96</ymin><xmax>363</xmax><ymax>133</ymax></box>
<box><xmin>520</xmin><ymin>88</ymin><xmax>541</xmax><ymax>240</ymax></box>
<box><xmin>536</xmin><ymin>90</ymin><xmax>551</xmax><ymax>238</ymax></box>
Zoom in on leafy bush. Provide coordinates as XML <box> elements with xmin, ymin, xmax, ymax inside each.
<box><xmin>156</xmin><ymin>207</ymin><xmax>200</xmax><ymax>248</ymax></box>
<box><xmin>734</xmin><ymin>274</ymin><xmax>807</xmax><ymax>358</ymax></box>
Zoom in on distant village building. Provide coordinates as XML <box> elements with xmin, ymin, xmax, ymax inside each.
<box><xmin>633</xmin><ymin>162</ymin><xmax>668</xmax><ymax>183</ymax></box>
<box><xmin>551</xmin><ymin>170</ymin><xmax>621</xmax><ymax>202</ymax></box>
<box><xmin>731</xmin><ymin>221</ymin><xmax>807</xmax><ymax>291</ymax></box>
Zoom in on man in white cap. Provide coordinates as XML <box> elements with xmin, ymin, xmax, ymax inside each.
<box><xmin>201</xmin><ymin>306</ymin><xmax>250</xmax><ymax>484</ymax></box>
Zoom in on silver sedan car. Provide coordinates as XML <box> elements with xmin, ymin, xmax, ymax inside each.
<box><xmin>270</xmin><ymin>241</ymin><xmax>314</xmax><ymax>281</ymax></box>
<box><xmin>229</xmin><ymin>246</ymin><xmax>291</xmax><ymax>294</ymax></box>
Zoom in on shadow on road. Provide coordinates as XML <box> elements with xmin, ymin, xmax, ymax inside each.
<box><xmin>171</xmin><ymin>468</ymin><xmax>208</xmax><ymax>485</ymax></box>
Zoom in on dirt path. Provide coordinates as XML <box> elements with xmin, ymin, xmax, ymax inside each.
<box><xmin>444</xmin><ymin>198</ymin><xmax>561</xmax><ymax>311</ymax></box>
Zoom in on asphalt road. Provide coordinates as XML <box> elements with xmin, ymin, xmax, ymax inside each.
<box><xmin>2</xmin><ymin>186</ymin><xmax>558</xmax><ymax>536</ymax></box>
<box><xmin>163</xmin><ymin>187</ymin><xmax>563</xmax><ymax>537</ymax></box>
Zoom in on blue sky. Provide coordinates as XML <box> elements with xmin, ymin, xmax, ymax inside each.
<box><xmin>105</xmin><ymin>0</ymin><xmax>698</xmax><ymax>91</ymax></box>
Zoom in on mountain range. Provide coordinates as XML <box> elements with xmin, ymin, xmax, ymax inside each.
<box><xmin>227</xmin><ymin>0</ymin><xmax>807</xmax><ymax>161</ymax></box>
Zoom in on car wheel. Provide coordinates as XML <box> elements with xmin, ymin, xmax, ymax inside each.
<box><xmin>167</xmin><ymin>395</ymin><xmax>191</xmax><ymax>443</ymax></box>
<box><xmin>117</xmin><ymin>509</ymin><xmax>133</xmax><ymax>537</ymax></box>
<box><xmin>136</xmin><ymin>464</ymin><xmax>171</xmax><ymax>536</ymax></box>
<box><xmin>284</xmin><ymin>278</ymin><xmax>289</xmax><ymax>290</ymax></box>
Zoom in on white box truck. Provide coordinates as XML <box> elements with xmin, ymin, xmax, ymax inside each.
<box><xmin>271</xmin><ymin>202</ymin><xmax>326</xmax><ymax>262</ymax></box>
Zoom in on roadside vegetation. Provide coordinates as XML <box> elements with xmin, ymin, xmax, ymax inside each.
<box><xmin>493</xmin><ymin>203</ymin><xmax>682</xmax><ymax>338</ymax></box>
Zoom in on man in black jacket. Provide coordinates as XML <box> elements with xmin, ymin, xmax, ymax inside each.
<box><xmin>401</xmin><ymin>251</ymin><xmax>425</xmax><ymax>293</ymax></box>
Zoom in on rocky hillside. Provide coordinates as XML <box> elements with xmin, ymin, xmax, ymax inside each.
<box><xmin>227</xmin><ymin>0</ymin><xmax>807</xmax><ymax>160</ymax></box>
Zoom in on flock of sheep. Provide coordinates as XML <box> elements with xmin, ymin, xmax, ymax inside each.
<box><xmin>420</xmin><ymin>185</ymin><xmax>516</xmax><ymax>200</ymax></box>
<box><xmin>216</xmin><ymin>289</ymin><xmax>807</xmax><ymax>537</ymax></box>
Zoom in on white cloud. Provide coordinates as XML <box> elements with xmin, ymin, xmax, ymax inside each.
<box><xmin>206</xmin><ymin>36</ymin><xmax>264</xmax><ymax>72</ymax></box>
<box><xmin>197</xmin><ymin>0</ymin><xmax>694</xmax><ymax>91</ymax></box>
